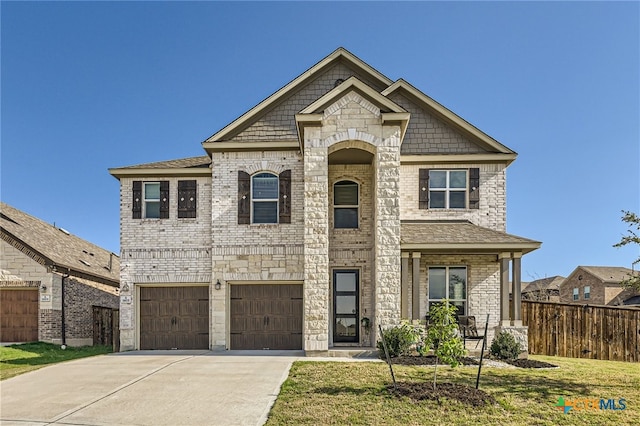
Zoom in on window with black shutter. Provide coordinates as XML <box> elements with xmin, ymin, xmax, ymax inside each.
<box><xmin>132</xmin><ymin>181</ymin><xmax>142</xmax><ymax>219</ymax></box>
<box><xmin>419</xmin><ymin>168</ymin><xmax>480</xmax><ymax>209</ymax></box>
<box><xmin>419</xmin><ymin>169</ymin><xmax>429</xmax><ymax>210</ymax></box>
<box><xmin>159</xmin><ymin>181</ymin><xmax>169</xmax><ymax>219</ymax></box>
<box><xmin>469</xmin><ymin>168</ymin><xmax>480</xmax><ymax>209</ymax></box>
<box><xmin>178</xmin><ymin>180</ymin><xmax>197</xmax><ymax>218</ymax></box>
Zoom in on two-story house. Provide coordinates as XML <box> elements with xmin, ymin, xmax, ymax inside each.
<box><xmin>110</xmin><ymin>48</ymin><xmax>541</xmax><ymax>354</ymax></box>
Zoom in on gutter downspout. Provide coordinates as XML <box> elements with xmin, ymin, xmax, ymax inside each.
<box><xmin>61</xmin><ymin>271</ymin><xmax>70</xmax><ymax>349</ymax></box>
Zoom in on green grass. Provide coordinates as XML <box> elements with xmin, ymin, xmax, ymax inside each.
<box><xmin>0</xmin><ymin>342</ymin><xmax>112</xmax><ymax>380</ymax></box>
<box><xmin>267</xmin><ymin>355</ymin><xmax>640</xmax><ymax>425</ymax></box>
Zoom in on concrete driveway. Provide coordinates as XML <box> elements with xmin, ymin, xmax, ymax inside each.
<box><xmin>0</xmin><ymin>350</ymin><xmax>304</xmax><ymax>426</ymax></box>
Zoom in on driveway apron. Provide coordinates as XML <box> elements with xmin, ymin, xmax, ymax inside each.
<box><xmin>0</xmin><ymin>351</ymin><xmax>299</xmax><ymax>426</ymax></box>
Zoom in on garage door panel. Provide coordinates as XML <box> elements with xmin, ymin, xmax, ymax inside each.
<box><xmin>1</xmin><ymin>289</ymin><xmax>39</xmax><ymax>342</ymax></box>
<box><xmin>139</xmin><ymin>286</ymin><xmax>209</xmax><ymax>350</ymax></box>
<box><xmin>229</xmin><ymin>284</ymin><xmax>303</xmax><ymax>350</ymax></box>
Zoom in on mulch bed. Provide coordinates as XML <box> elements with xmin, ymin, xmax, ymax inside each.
<box><xmin>389</xmin><ymin>382</ymin><xmax>496</xmax><ymax>407</ymax></box>
<box><xmin>389</xmin><ymin>355</ymin><xmax>558</xmax><ymax>369</ymax></box>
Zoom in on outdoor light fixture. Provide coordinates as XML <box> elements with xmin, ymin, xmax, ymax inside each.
<box><xmin>215</xmin><ymin>280</ymin><xmax>222</xmax><ymax>290</ymax></box>
<box><xmin>40</xmin><ymin>284</ymin><xmax>47</xmax><ymax>292</ymax></box>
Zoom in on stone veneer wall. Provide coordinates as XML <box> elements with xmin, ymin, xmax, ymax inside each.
<box><xmin>118</xmin><ymin>176</ymin><xmax>212</xmax><ymax>351</ymax></box>
<box><xmin>400</xmin><ymin>163</ymin><xmax>507</xmax><ymax>232</ymax></box>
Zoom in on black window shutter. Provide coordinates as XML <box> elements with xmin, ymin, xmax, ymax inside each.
<box><xmin>279</xmin><ymin>170</ymin><xmax>291</xmax><ymax>224</ymax></box>
<box><xmin>178</xmin><ymin>180</ymin><xmax>197</xmax><ymax>218</ymax></box>
<box><xmin>419</xmin><ymin>169</ymin><xmax>430</xmax><ymax>209</ymax></box>
<box><xmin>160</xmin><ymin>181</ymin><xmax>170</xmax><ymax>219</ymax></box>
<box><xmin>132</xmin><ymin>181</ymin><xmax>142</xmax><ymax>219</ymax></box>
<box><xmin>238</xmin><ymin>171</ymin><xmax>250</xmax><ymax>224</ymax></box>
<box><xmin>469</xmin><ymin>168</ymin><xmax>480</xmax><ymax>209</ymax></box>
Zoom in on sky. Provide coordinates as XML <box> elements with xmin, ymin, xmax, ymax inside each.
<box><xmin>1</xmin><ymin>1</ymin><xmax>638</xmax><ymax>280</ymax></box>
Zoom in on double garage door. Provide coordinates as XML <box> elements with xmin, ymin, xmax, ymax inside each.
<box><xmin>139</xmin><ymin>284</ymin><xmax>303</xmax><ymax>351</ymax></box>
<box><xmin>0</xmin><ymin>289</ymin><xmax>39</xmax><ymax>342</ymax></box>
<box><xmin>230</xmin><ymin>284</ymin><xmax>303</xmax><ymax>350</ymax></box>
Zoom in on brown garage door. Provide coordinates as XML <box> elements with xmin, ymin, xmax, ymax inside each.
<box><xmin>140</xmin><ymin>286</ymin><xmax>209</xmax><ymax>350</ymax></box>
<box><xmin>230</xmin><ymin>284</ymin><xmax>303</xmax><ymax>350</ymax></box>
<box><xmin>0</xmin><ymin>289</ymin><xmax>39</xmax><ymax>342</ymax></box>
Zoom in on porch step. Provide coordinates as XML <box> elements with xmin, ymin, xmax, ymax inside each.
<box><xmin>324</xmin><ymin>347</ymin><xmax>379</xmax><ymax>359</ymax></box>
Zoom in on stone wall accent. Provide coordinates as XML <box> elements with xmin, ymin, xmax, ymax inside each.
<box><xmin>387</xmin><ymin>91</ymin><xmax>487</xmax><ymax>155</ymax></box>
<box><xmin>400</xmin><ymin>163</ymin><xmax>507</xmax><ymax>231</ymax></box>
<box><xmin>1</xmin><ymin>240</ymin><xmax>49</xmax><ymax>283</ymax></box>
<box><xmin>493</xmin><ymin>325</ymin><xmax>529</xmax><ymax>358</ymax></box>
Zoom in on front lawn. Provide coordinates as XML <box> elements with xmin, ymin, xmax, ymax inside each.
<box><xmin>267</xmin><ymin>355</ymin><xmax>639</xmax><ymax>425</ymax></box>
<box><xmin>0</xmin><ymin>342</ymin><xmax>112</xmax><ymax>380</ymax></box>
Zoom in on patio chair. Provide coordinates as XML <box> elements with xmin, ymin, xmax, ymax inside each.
<box><xmin>458</xmin><ymin>315</ymin><xmax>488</xmax><ymax>350</ymax></box>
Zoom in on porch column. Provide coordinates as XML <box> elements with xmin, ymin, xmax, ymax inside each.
<box><xmin>499</xmin><ymin>252</ymin><xmax>511</xmax><ymax>326</ymax></box>
<box><xmin>412</xmin><ymin>252</ymin><xmax>421</xmax><ymax>320</ymax></box>
<box><xmin>511</xmin><ymin>252</ymin><xmax>523</xmax><ymax>326</ymax></box>
<box><xmin>401</xmin><ymin>252</ymin><xmax>410</xmax><ymax>319</ymax></box>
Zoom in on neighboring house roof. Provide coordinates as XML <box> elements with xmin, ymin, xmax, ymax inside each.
<box><xmin>576</xmin><ymin>266</ymin><xmax>638</xmax><ymax>284</ymax></box>
<box><xmin>0</xmin><ymin>202</ymin><xmax>119</xmax><ymax>286</ymax></box>
<box><xmin>622</xmin><ymin>295</ymin><xmax>640</xmax><ymax>306</ymax></box>
<box><xmin>400</xmin><ymin>221</ymin><xmax>541</xmax><ymax>254</ymax></box>
<box><xmin>523</xmin><ymin>276</ymin><xmax>565</xmax><ymax>293</ymax></box>
<box><xmin>109</xmin><ymin>155</ymin><xmax>211</xmax><ymax>178</ymax></box>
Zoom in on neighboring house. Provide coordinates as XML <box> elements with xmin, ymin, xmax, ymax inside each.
<box><xmin>109</xmin><ymin>48</ymin><xmax>541</xmax><ymax>354</ymax></box>
<box><xmin>522</xmin><ymin>276</ymin><xmax>564</xmax><ymax>302</ymax></box>
<box><xmin>0</xmin><ymin>202</ymin><xmax>119</xmax><ymax>346</ymax></box>
<box><xmin>560</xmin><ymin>266</ymin><xmax>640</xmax><ymax>306</ymax></box>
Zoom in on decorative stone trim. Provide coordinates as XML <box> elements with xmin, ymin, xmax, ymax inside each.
<box><xmin>132</xmin><ymin>274</ymin><xmax>212</xmax><ymax>283</ymax></box>
<box><xmin>211</xmin><ymin>245</ymin><xmax>304</xmax><ymax>256</ymax></box>
<box><xmin>494</xmin><ymin>325</ymin><xmax>529</xmax><ymax>358</ymax></box>
<box><xmin>0</xmin><ymin>280</ymin><xmax>40</xmax><ymax>288</ymax></box>
<box><xmin>242</xmin><ymin>161</ymin><xmax>288</xmax><ymax>176</ymax></box>
<box><xmin>324</xmin><ymin>92</ymin><xmax>381</xmax><ymax>118</ymax></box>
<box><xmin>123</xmin><ymin>248</ymin><xmax>210</xmax><ymax>259</ymax></box>
<box><xmin>324</xmin><ymin>130</ymin><xmax>381</xmax><ymax>147</ymax></box>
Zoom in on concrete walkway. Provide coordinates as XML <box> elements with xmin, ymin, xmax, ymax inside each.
<box><xmin>1</xmin><ymin>350</ymin><xmax>325</xmax><ymax>426</ymax></box>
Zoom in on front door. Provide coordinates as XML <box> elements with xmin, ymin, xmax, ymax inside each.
<box><xmin>333</xmin><ymin>270</ymin><xmax>359</xmax><ymax>343</ymax></box>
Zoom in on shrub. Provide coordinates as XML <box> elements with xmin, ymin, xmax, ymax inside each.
<box><xmin>377</xmin><ymin>322</ymin><xmax>420</xmax><ymax>358</ymax></box>
<box><xmin>490</xmin><ymin>331</ymin><xmax>522</xmax><ymax>360</ymax></box>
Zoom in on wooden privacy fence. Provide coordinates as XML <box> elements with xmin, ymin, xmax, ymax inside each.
<box><xmin>522</xmin><ymin>301</ymin><xmax>640</xmax><ymax>362</ymax></box>
<box><xmin>93</xmin><ymin>306</ymin><xmax>120</xmax><ymax>352</ymax></box>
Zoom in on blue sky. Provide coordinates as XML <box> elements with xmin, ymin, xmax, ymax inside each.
<box><xmin>2</xmin><ymin>1</ymin><xmax>638</xmax><ymax>280</ymax></box>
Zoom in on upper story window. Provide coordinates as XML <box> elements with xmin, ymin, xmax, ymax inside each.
<box><xmin>144</xmin><ymin>183</ymin><xmax>161</xmax><ymax>218</ymax></box>
<box><xmin>132</xmin><ymin>181</ymin><xmax>169</xmax><ymax>219</ymax></box>
<box><xmin>419</xmin><ymin>168</ymin><xmax>479</xmax><ymax>210</ymax></box>
<box><xmin>429</xmin><ymin>170</ymin><xmax>467</xmax><ymax>209</ymax></box>
<box><xmin>428</xmin><ymin>266</ymin><xmax>467</xmax><ymax>317</ymax></box>
<box><xmin>252</xmin><ymin>173</ymin><xmax>279</xmax><ymax>224</ymax></box>
<box><xmin>334</xmin><ymin>180</ymin><xmax>358</xmax><ymax>229</ymax></box>
<box><xmin>573</xmin><ymin>287</ymin><xmax>579</xmax><ymax>301</ymax></box>
<box><xmin>584</xmin><ymin>286</ymin><xmax>591</xmax><ymax>300</ymax></box>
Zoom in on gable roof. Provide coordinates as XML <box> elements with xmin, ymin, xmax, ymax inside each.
<box><xmin>400</xmin><ymin>221</ymin><xmax>541</xmax><ymax>254</ymax></box>
<box><xmin>523</xmin><ymin>276</ymin><xmax>565</xmax><ymax>293</ymax></box>
<box><xmin>1</xmin><ymin>202</ymin><xmax>119</xmax><ymax>286</ymax></box>
<box><xmin>382</xmin><ymin>79</ymin><xmax>515</xmax><ymax>155</ymax></box>
<box><xmin>576</xmin><ymin>266</ymin><xmax>638</xmax><ymax>284</ymax></box>
<box><xmin>109</xmin><ymin>155</ymin><xmax>211</xmax><ymax>178</ymax></box>
<box><xmin>204</xmin><ymin>47</ymin><xmax>393</xmax><ymax>144</ymax></box>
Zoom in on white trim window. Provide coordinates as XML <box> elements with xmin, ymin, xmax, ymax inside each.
<box><xmin>251</xmin><ymin>173</ymin><xmax>278</xmax><ymax>224</ymax></box>
<box><xmin>428</xmin><ymin>266</ymin><xmax>467</xmax><ymax>317</ymax></box>
<box><xmin>429</xmin><ymin>170</ymin><xmax>467</xmax><ymax>209</ymax></box>
<box><xmin>573</xmin><ymin>287</ymin><xmax>579</xmax><ymax>301</ymax></box>
<box><xmin>584</xmin><ymin>286</ymin><xmax>591</xmax><ymax>300</ymax></box>
<box><xmin>333</xmin><ymin>180</ymin><xmax>359</xmax><ymax>229</ymax></box>
<box><xmin>144</xmin><ymin>182</ymin><xmax>161</xmax><ymax>219</ymax></box>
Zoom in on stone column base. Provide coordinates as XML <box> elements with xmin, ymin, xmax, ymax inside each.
<box><xmin>493</xmin><ymin>325</ymin><xmax>529</xmax><ymax>359</ymax></box>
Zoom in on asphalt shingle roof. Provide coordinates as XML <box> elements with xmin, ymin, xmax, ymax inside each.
<box><xmin>523</xmin><ymin>276</ymin><xmax>565</xmax><ymax>293</ymax></box>
<box><xmin>578</xmin><ymin>266</ymin><xmax>638</xmax><ymax>284</ymax></box>
<box><xmin>114</xmin><ymin>156</ymin><xmax>211</xmax><ymax>170</ymax></box>
<box><xmin>1</xmin><ymin>202</ymin><xmax>119</xmax><ymax>286</ymax></box>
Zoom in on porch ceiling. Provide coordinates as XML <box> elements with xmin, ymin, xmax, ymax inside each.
<box><xmin>400</xmin><ymin>221</ymin><xmax>541</xmax><ymax>254</ymax></box>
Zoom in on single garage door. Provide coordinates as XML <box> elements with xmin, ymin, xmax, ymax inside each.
<box><xmin>230</xmin><ymin>284</ymin><xmax>303</xmax><ymax>350</ymax></box>
<box><xmin>0</xmin><ymin>289</ymin><xmax>39</xmax><ymax>342</ymax></box>
<box><xmin>139</xmin><ymin>286</ymin><xmax>209</xmax><ymax>350</ymax></box>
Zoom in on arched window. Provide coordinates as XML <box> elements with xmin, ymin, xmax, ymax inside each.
<box><xmin>252</xmin><ymin>172</ymin><xmax>279</xmax><ymax>223</ymax></box>
<box><xmin>334</xmin><ymin>180</ymin><xmax>358</xmax><ymax>229</ymax></box>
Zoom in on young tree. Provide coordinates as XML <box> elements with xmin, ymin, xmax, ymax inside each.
<box><xmin>423</xmin><ymin>301</ymin><xmax>467</xmax><ymax>390</ymax></box>
<box><xmin>613</xmin><ymin>210</ymin><xmax>640</xmax><ymax>291</ymax></box>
